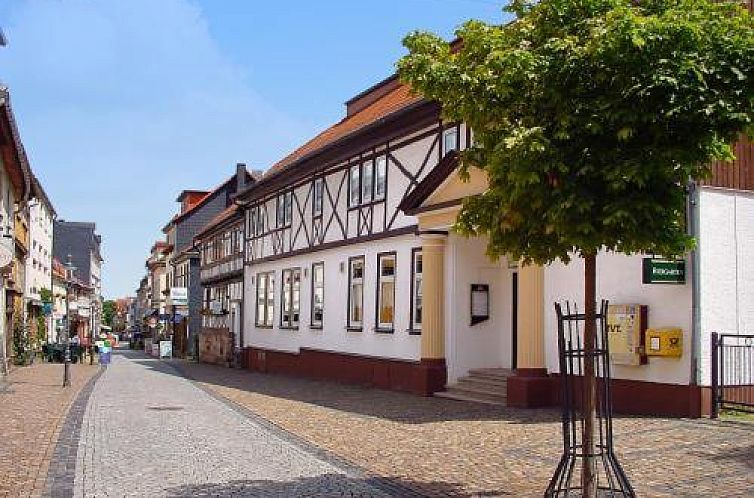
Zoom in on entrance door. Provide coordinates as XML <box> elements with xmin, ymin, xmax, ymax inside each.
<box><xmin>230</xmin><ymin>301</ymin><xmax>241</xmax><ymax>349</ymax></box>
<box><xmin>511</xmin><ymin>271</ymin><xmax>518</xmax><ymax>369</ymax></box>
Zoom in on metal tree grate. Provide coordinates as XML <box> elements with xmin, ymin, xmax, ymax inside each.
<box><xmin>545</xmin><ymin>300</ymin><xmax>634</xmax><ymax>497</ymax></box>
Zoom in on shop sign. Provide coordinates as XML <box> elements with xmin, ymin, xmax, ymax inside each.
<box><xmin>642</xmin><ymin>258</ymin><xmax>685</xmax><ymax>284</ymax></box>
<box><xmin>607</xmin><ymin>304</ymin><xmax>648</xmax><ymax>366</ymax></box>
<box><xmin>210</xmin><ymin>301</ymin><xmax>223</xmax><ymax>315</ymax></box>
<box><xmin>170</xmin><ymin>287</ymin><xmax>188</xmax><ymax>306</ymax></box>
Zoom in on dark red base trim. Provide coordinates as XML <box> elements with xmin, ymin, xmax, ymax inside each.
<box><xmin>549</xmin><ymin>374</ymin><xmax>705</xmax><ymax>418</ymax></box>
<box><xmin>242</xmin><ymin>346</ymin><xmax>447</xmax><ymax>396</ymax></box>
<box><xmin>507</xmin><ymin>370</ymin><xmax>558</xmax><ymax>408</ymax></box>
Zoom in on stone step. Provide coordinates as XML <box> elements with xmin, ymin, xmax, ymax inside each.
<box><xmin>467</xmin><ymin>368</ymin><xmax>515</xmax><ymax>381</ymax></box>
<box><xmin>456</xmin><ymin>376</ymin><xmax>508</xmax><ymax>391</ymax></box>
<box><xmin>435</xmin><ymin>389</ymin><xmax>507</xmax><ymax>407</ymax></box>
<box><xmin>447</xmin><ymin>381</ymin><xmax>507</xmax><ymax>400</ymax></box>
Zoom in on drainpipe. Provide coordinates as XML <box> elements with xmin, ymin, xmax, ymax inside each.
<box><xmin>688</xmin><ymin>181</ymin><xmax>702</xmax><ymax>386</ymax></box>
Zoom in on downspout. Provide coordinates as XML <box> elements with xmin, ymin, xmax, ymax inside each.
<box><xmin>688</xmin><ymin>181</ymin><xmax>702</xmax><ymax>386</ymax></box>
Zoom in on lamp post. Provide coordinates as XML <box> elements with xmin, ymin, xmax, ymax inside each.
<box><xmin>62</xmin><ymin>254</ymin><xmax>76</xmax><ymax>388</ymax></box>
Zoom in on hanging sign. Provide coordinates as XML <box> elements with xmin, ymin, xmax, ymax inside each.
<box><xmin>470</xmin><ymin>284</ymin><xmax>490</xmax><ymax>326</ymax></box>
<box><xmin>642</xmin><ymin>258</ymin><xmax>685</xmax><ymax>284</ymax></box>
<box><xmin>607</xmin><ymin>304</ymin><xmax>648</xmax><ymax>366</ymax></box>
<box><xmin>170</xmin><ymin>287</ymin><xmax>188</xmax><ymax>306</ymax></box>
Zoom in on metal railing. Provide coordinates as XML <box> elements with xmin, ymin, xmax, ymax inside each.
<box><xmin>711</xmin><ymin>332</ymin><xmax>754</xmax><ymax>419</ymax></box>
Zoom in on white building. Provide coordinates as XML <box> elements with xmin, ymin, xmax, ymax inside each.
<box><xmin>25</xmin><ymin>176</ymin><xmax>56</xmax><ymax>342</ymax></box>
<box><xmin>234</xmin><ymin>75</ymin><xmax>753</xmax><ymax>418</ymax></box>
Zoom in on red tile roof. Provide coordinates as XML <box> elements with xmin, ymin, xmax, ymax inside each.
<box><xmin>266</xmin><ymin>83</ymin><xmax>422</xmax><ymax>177</ymax></box>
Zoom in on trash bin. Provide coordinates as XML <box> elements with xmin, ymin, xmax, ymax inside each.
<box><xmin>99</xmin><ymin>351</ymin><xmax>111</xmax><ymax>365</ymax></box>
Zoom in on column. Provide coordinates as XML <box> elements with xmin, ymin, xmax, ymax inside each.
<box><xmin>417</xmin><ymin>233</ymin><xmax>447</xmax><ymax>395</ymax></box>
<box><xmin>508</xmin><ymin>263</ymin><xmax>555</xmax><ymax>407</ymax></box>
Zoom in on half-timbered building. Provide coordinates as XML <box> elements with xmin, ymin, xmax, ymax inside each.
<box><xmin>235</xmin><ymin>73</ymin><xmax>754</xmax><ymax>418</ymax></box>
<box><xmin>195</xmin><ymin>203</ymin><xmax>245</xmax><ymax>366</ymax></box>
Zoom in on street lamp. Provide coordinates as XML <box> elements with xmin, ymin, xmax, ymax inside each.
<box><xmin>62</xmin><ymin>254</ymin><xmax>76</xmax><ymax>388</ymax></box>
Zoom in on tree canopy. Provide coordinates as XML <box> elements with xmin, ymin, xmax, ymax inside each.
<box><xmin>398</xmin><ymin>0</ymin><xmax>754</xmax><ymax>264</ymax></box>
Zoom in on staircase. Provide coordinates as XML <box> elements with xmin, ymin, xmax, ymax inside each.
<box><xmin>435</xmin><ymin>368</ymin><xmax>512</xmax><ymax>406</ymax></box>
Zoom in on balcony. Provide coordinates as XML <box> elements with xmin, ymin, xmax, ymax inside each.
<box><xmin>200</xmin><ymin>255</ymin><xmax>243</xmax><ymax>283</ymax></box>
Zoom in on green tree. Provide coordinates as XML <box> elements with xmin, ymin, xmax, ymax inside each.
<box><xmin>102</xmin><ymin>300</ymin><xmax>116</xmax><ymax>327</ymax></box>
<box><xmin>398</xmin><ymin>0</ymin><xmax>754</xmax><ymax>493</ymax></box>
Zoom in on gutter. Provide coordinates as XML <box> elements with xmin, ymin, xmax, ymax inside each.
<box><xmin>688</xmin><ymin>181</ymin><xmax>702</xmax><ymax>386</ymax></box>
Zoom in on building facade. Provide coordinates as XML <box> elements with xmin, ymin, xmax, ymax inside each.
<box><xmin>195</xmin><ymin>204</ymin><xmax>244</xmax><ymax>366</ymax></box>
<box><xmin>230</xmin><ymin>74</ymin><xmax>754</xmax><ymax>418</ymax></box>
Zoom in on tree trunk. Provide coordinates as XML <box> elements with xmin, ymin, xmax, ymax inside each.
<box><xmin>582</xmin><ymin>253</ymin><xmax>597</xmax><ymax>497</ymax></box>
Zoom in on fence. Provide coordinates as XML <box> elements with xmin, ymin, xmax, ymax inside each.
<box><xmin>711</xmin><ymin>332</ymin><xmax>754</xmax><ymax>418</ymax></box>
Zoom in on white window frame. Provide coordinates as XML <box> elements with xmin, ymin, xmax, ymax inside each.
<box><xmin>311</xmin><ymin>262</ymin><xmax>324</xmax><ymax>328</ymax></box>
<box><xmin>280</xmin><ymin>268</ymin><xmax>301</xmax><ymax>328</ymax></box>
<box><xmin>376</xmin><ymin>252</ymin><xmax>396</xmax><ymax>331</ymax></box>
<box><xmin>361</xmin><ymin>159</ymin><xmax>373</xmax><ymax>203</ymax></box>
<box><xmin>349</xmin><ymin>165</ymin><xmax>360</xmax><ymax>207</ymax></box>
<box><xmin>313</xmin><ymin>177</ymin><xmax>324</xmax><ymax>217</ymax></box>
<box><xmin>375</xmin><ymin>156</ymin><xmax>387</xmax><ymax>201</ymax></box>
<box><xmin>411</xmin><ymin>249</ymin><xmax>423</xmax><ymax>332</ymax></box>
<box><xmin>442</xmin><ymin>127</ymin><xmax>459</xmax><ymax>156</ymax></box>
<box><xmin>347</xmin><ymin>256</ymin><xmax>364</xmax><ymax>329</ymax></box>
<box><xmin>255</xmin><ymin>271</ymin><xmax>274</xmax><ymax>327</ymax></box>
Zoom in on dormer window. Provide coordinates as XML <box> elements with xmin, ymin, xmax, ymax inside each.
<box><xmin>442</xmin><ymin>127</ymin><xmax>459</xmax><ymax>156</ymax></box>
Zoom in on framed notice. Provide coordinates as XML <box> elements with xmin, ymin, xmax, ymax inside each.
<box><xmin>470</xmin><ymin>284</ymin><xmax>490</xmax><ymax>326</ymax></box>
<box><xmin>606</xmin><ymin>304</ymin><xmax>648</xmax><ymax>366</ymax></box>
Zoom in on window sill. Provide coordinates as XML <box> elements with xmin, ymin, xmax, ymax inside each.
<box><xmin>279</xmin><ymin>326</ymin><xmax>299</xmax><ymax>331</ymax></box>
<box><xmin>407</xmin><ymin>329</ymin><xmax>422</xmax><ymax>336</ymax></box>
<box><xmin>308</xmin><ymin>324</ymin><xmax>323</xmax><ymax>330</ymax></box>
<box><xmin>345</xmin><ymin>326</ymin><xmax>363</xmax><ymax>332</ymax></box>
<box><xmin>375</xmin><ymin>327</ymin><xmax>394</xmax><ymax>334</ymax></box>
<box><xmin>255</xmin><ymin>325</ymin><xmax>273</xmax><ymax>329</ymax></box>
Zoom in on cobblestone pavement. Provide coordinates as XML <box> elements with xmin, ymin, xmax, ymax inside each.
<box><xmin>175</xmin><ymin>361</ymin><xmax>754</xmax><ymax>498</ymax></box>
<box><xmin>0</xmin><ymin>361</ymin><xmax>99</xmax><ymax>498</ymax></box>
<box><xmin>72</xmin><ymin>350</ymin><xmax>398</xmax><ymax>497</ymax></box>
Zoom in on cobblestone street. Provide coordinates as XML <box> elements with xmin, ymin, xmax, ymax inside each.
<box><xmin>175</xmin><ymin>360</ymin><xmax>754</xmax><ymax>498</ymax></box>
<box><xmin>0</xmin><ymin>361</ymin><xmax>99</xmax><ymax>498</ymax></box>
<box><xmin>70</xmin><ymin>350</ymin><xmax>397</xmax><ymax>497</ymax></box>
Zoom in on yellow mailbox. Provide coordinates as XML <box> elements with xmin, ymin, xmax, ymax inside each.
<box><xmin>645</xmin><ymin>327</ymin><xmax>683</xmax><ymax>357</ymax></box>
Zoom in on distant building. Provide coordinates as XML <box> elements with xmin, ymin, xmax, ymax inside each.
<box><xmin>160</xmin><ymin>164</ymin><xmax>257</xmax><ymax>358</ymax></box>
<box><xmin>53</xmin><ymin>220</ymin><xmax>103</xmax><ymax>338</ymax></box>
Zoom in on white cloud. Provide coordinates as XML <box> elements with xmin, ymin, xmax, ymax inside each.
<box><xmin>0</xmin><ymin>0</ymin><xmax>312</xmax><ymax>296</ymax></box>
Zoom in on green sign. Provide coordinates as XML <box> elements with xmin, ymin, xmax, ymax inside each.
<box><xmin>642</xmin><ymin>258</ymin><xmax>685</xmax><ymax>284</ymax></box>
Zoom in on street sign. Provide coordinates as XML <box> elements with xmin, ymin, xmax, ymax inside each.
<box><xmin>642</xmin><ymin>258</ymin><xmax>685</xmax><ymax>284</ymax></box>
<box><xmin>170</xmin><ymin>287</ymin><xmax>188</xmax><ymax>306</ymax></box>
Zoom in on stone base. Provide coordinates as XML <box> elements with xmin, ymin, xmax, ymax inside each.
<box><xmin>506</xmin><ymin>368</ymin><xmax>557</xmax><ymax>408</ymax></box>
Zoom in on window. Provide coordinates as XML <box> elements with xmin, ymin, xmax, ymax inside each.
<box><xmin>375</xmin><ymin>156</ymin><xmax>387</xmax><ymax>200</ymax></box>
<box><xmin>442</xmin><ymin>127</ymin><xmax>459</xmax><ymax>155</ymax></box>
<box><xmin>313</xmin><ymin>178</ymin><xmax>324</xmax><ymax>217</ymax></box>
<box><xmin>376</xmin><ymin>253</ymin><xmax>396</xmax><ymax>331</ymax></box>
<box><xmin>255</xmin><ymin>271</ymin><xmax>274</xmax><ymax>327</ymax></box>
<box><xmin>276</xmin><ymin>192</ymin><xmax>292</xmax><ymax>227</ymax></box>
<box><xmin>349</xmin><ymin>165</ymin><xmax>360</xmax><ymax>207</ymax></box>
<box><xmin>311</xmin><ymin>262</ymin><xmax>324</xmax><ymax>327</ymax></box>
<box><xmin>347</xmin><ymin>256</ymin><xmax>364</xmax><ymax>329</ymax></box>
<box><xmin>361</xmin><ymin>160</ymin><xmax>373</xmax><ymax>203</ymax></box>
<box><xmin>280</xmin><ymin>268</ymin><xmax>301</xmax><ymax>328</ymax></box>
<box><xmin>410</xmin><ymin>249</ymin><xmax>423</xmax><ymax>332</ymax></box>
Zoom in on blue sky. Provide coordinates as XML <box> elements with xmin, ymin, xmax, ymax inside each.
<box><xmin>0</xmin><ymin>0</ymin><xmax>507</xmax><ymax>298</ymax></box>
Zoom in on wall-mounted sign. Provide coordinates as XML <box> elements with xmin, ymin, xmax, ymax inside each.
<box><xmin>642</xmin><ymin>258</ymin><xmax>685</xmax><ymax>284</ymax></box>
<box><xmin>646</xmin><ymin>327</ymin><xmax>683</xmax><ymax>357</ymax></box>
<box><xmin>170</xmin><ymin>287</ymin><xmax>189</xmax><ymax>306</ymax></box>
<box><xmin>77</xmin><ymin>298</ymin><xmax>90</xmax><ymax>310</ymax></box>
<box><xmin>209</xmin><ymin>301</ymin><xmax>223</xmax><ymax>315</ymax></box>
<box><xmin>0</xmin><ymin>243</ymin><xmax>12</xmax><ymax>270</ymax></box>
<box><xmin>470</xmin><ymin>284</ymin><xmax>490</xmax><ymax>326</ymax></box>
<box><xmin>607</xmin><ymin>304</ymin><xmax>648</xmax><ymax>366</ymax></box>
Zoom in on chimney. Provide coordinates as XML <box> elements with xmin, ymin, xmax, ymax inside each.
<box><xmin>236</xmin><ymin>163</ymin><xmax>247</xmax><ymax>194</ymax></box>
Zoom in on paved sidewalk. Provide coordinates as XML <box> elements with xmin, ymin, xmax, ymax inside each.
<box><xmin>0</xmin><ymin>361</ymin><xmax>99</xmax><ymax>498</ymax></box>
<box><xmin>72</xmin><ymin>350</ymin><xmax>398</xmax><ymax>497</ymax></box>
<box><xmin>176</xmin><ymin>360</ymin><xmax>754</xmax><ymax>498</ymax></box>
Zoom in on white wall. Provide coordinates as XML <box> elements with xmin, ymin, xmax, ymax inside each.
<box><xmin>243</xmin><ymin>234</ymin><xmax>422</xmax><ymax>360</ymax></box>
<box><xmin>698</xmin><ymin>187</ymin><xmax>754</xmax><ymax>385</ymax></box>
<box><xmin>544</xmin><ymin>252</ymin><xmax>693</xmax><ymax>386</ymax></box>
<box><xmin>445</xmin><ymin>234</ymin><xmax>514</xmax><ymax>383</ymax></box>
<box><xmin>26</xmin><ymin>200</ymin><xmax>54</xmax><ymax>302</ymax></box>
